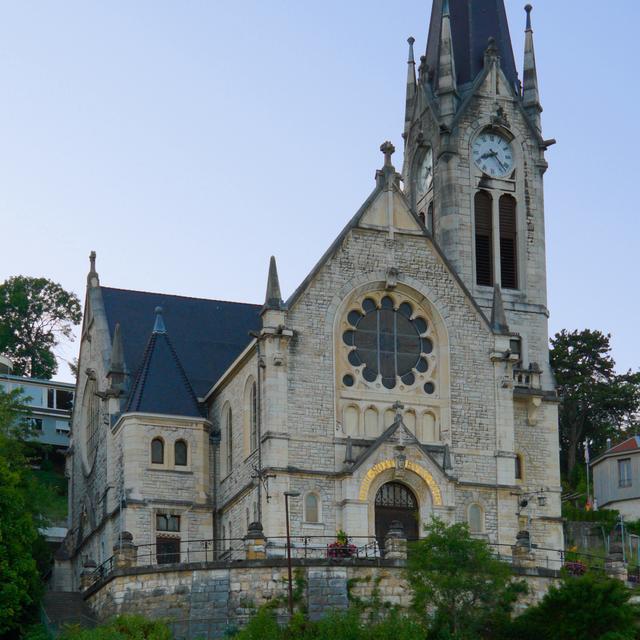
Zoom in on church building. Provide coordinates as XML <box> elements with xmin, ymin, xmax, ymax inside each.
<box><xmin>62</xmin><ymin>0</ymin><xmax>562</xmax><ymax>588</ymax></box>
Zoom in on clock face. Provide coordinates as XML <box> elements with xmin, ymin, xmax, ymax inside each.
<box><xmin>417</xmin><ymin>148</ymin><xmax>433</xmax><ymax>194</ymax></box>
<box><xmin>472</xmin><ymin>132</ymin><xmax>514</xmax><ymax>178</ymax></box>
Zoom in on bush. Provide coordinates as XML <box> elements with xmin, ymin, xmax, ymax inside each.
<box><xmin>510</xmin><ymin>573</ymin><xmax>637</xmax><ymax>640</ymax></box>
<box><xmin>58</xmin><ymin>615</ymin><xmax>173</xmax><ymax>640</ymax></box>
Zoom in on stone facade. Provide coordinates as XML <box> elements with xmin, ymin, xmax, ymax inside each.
<box><xmin>59</xmin><ymin>0</ymin><xmax>564</xmax><ymax>619</ymax></box>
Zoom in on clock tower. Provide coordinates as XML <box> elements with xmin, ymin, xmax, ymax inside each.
<box><xmin>403</xmin><ymin>0</ymin><xmax>552</xmax><ymax>385</ymax></box>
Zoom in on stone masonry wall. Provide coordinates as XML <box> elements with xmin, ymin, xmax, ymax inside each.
<box><xmin>85</xmin><ymin>560</ymin><xmax>558</xmax><ymax>638</ymax></box>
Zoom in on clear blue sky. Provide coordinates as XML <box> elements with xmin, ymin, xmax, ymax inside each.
<box><xmin>1</xmin><ymin>1</ymin><xmax>638</xmax><ymax>381</ymax></box>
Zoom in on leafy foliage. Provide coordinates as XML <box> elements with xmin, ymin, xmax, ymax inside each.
<box><xmin>510</xmin><ymin>573</ymin><xmax>638</xmax><ymax>640</ymax></box>
<box><xmin>406</xmin><ymin>517</ymin><xmax>525</xmax><ymax>640</ymax></box>
<box><xmin>58</xmin><ymin>615</ymin><xmax>172</xmax><ymax>640</ymax></box>
<box><xmin>0</xmin><ymin>389</ymin><xmax>47</xmax><ymax>636</ymax></box>
<box><xmin>0</xmin><ymin>275</ymin><xmax>81</xmax><ymax>378</ymax></box>
<box><xmin>550</xmin><ymin>329</ymin><xmax>640</xmax><ymax>477</ymax></box>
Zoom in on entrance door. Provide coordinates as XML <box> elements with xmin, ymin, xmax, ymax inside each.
<box><xmin>374</xmin><ymin>482</ymin><xmax>419</xmax><ymax>551</ymax></box>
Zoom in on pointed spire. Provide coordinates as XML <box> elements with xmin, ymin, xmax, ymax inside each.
<box><xmin>126</xmin><ymin>307</ymin><xmax>201</xmax><ymax>417</ymax></box>
<box><xmin>490</xmin><ymin>284</ymin><xmax>509</xmax><ymax>334</ymax></box>
<box><xmin>110</xmin><ymin>323</ymin><xmax>125</xmax><ymax>373</ymax></box>
<box><xmin>522</xmin><ymin>4</ymin><xmax>542</xmax><ymax>131</ymax></box>
<box><xmin>87</xmin><ymin>250</ymin><xmax>100</xmax><ymax>288</ymax></box>
<box><xmin>404</xmin><ymin>37</ymin><xmax>417</xmax><ymax>135</ymax></box>
<box><xmin>425</xmin><ymin>0</ymin><xmax>519</xmax><ymax>93</ymax></box>
<box><xmin>153</xmin><ymin>306</ymin><xmax>167</xmax><ymax>334</ymax></box>
<box><xmin>263</xmin><ymin>256</ymin><xmax>284</xmax><ymax>311</ymax></box>
<box><xmin>436</xmin><ymin>0</ymin><xmax>458</xmax><ymax>124</ymax></box>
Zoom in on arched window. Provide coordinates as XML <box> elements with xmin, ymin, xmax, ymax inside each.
<box><xmin>474</xmin><ymin>190</ymin><xmax>493</xmax><ymax>286</ymax></box>
<box><xmin>499</xmin><ymin>194</ymin><xmax>518</xmax><ymax>289</ymax></box>
<box><xmin>305</xmin><ymin>493</ymin><xmax>320</xmax><ymax>523</ymax></box>
<box><xmin>151</xmin><ymin>437</ymin><xmax>164</xmax><ymax>464</ymax></box>
<box><xmin>515</xmin><ymin>453</ymin><xmax>524</xmax><ymax>480</ymax></box>
<box><xmin>226</xmin><ymin>407</ymin><xmax>233</xmax><ymax>473</ymax></box>
<box><xmin>468</xmin><ymin>503</ymin><xmax>484</xmax><ymax>534</ymax></box>
<box><xmin>85</xmin><ymin>379</ymin><xmax>100</xmax><ymax>460</ymax></box>
<box><xmin>249</xmin><ymin>382</ymin><xmax>258</xmax><ymax>452</ymax></box>
<box><xmin>175</xmin><ymin>439</ymin><xmax>187</xmax><ymax>466</ymax></box>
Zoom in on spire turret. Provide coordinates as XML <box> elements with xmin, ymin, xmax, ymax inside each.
<box><xmin>522</xmin><ymin>4</ymin><xmax>542</xmax><ymax>131</ymax></box>
<box><xmin>436</xmin><ymin>0</ymin><xmax>458</xmax><ymax>124</ymax></box>
<box><xmin>425</xmin><ymin>0</ymin><xmax>519</xmax><ymax>95</ymax></box>
<box><xmin>490</xmin><ymin>284</ymin><xmax>509</xmax><ymax>334</ymax></box>
<box><xmin>404</xmin><ymin>37</ymin><xmax>417</xmax><ymax>136</ymax></box>
<box><xmin>263</xmin><ymin>256</ymin><xmax>284</xmax><ymax>312</ymax></box>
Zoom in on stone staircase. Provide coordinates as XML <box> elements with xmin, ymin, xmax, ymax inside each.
<box><xmin>42</xmin><ymin>591</ymin><xmax>96</xmax><ymax>632</ymax></box>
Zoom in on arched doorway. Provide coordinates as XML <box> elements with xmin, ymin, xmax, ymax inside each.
<box><xmin>374</xmin><ymin>482</ymin><xmax>419</xmax><ymax>548</ymax></box>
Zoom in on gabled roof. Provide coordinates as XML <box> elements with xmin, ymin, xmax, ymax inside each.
<box><xmin>591</xmin><ymin>436</ymin><xmax>640</xmax><ymax>466</ymax></box>
<box><xmin>100</xmin><ymin>287</ymin><xmax>261</xmax><ymax>398</ymax></box>
<box><xmin>126</xmin><ymin>310</ymin><xmax>202</xmax><ymax>418</ymax></box>
<box><xmin>425</xmin><ymin>0</ymin><xmax>519</xmax><ymax>93</ymax></box>
<box><xmin>607</xmin><ymin>436</ymin><xmax>640</xmax><ymax>456</ymax></box>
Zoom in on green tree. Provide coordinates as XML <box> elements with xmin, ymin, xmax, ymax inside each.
<box><xmin>406</xmin><ymin>517</ymin><xmax>525</xmax><ymax>640</ymax></box>
<box><xmin>511</xmin><ymin>572</ymin><xmax>637</xmax><ymax>640</ymax></box>
<box><xmin>0</xmin><ymin>389</ymin><xmax>46</xmax><ymax>637</ymax></box>
<box><xmin>0</xmin><ymin>276</ymin><xmax>81</xmax><ymax>379</ymax></box>
<box><xmin>550</xmin><ymin>329</ymin><xmax>640</xmax><ymax>477</ymax></box>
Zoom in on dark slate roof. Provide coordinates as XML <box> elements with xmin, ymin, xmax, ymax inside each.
<box><xmin>425</xmin><ymin>0</ymin><xmax>519</xmax><ymax>92</ymax></box>
<box><xmin>126</xmin><ymin>320</ymin><xmax>202</xmax><ymax>417</ymax></box>
<box><xmin>100</xmin><ymin>287</ymin><xmax>261</xmax><ymax>398</ymax></box>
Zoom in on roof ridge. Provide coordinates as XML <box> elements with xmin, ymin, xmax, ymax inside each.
<box><xmin>100</xmin><ymin>286</ymin><xmax>260</xmax><ymax>308</ymax></box>
<box><xmin>162</xmin><ymin>333</ymin><xmax>201</xmax><ymax>415</ymax></box>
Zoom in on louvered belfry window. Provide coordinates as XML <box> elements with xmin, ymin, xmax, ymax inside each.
<box><xmin>474</xmin><ymin>191</ymin><xmax>493</xmax><ymax>286</ymax></box>
<box><xmin>499</xmin><ymin>195</ymin><xmax>518</xmax><ymax>289</ymax></box>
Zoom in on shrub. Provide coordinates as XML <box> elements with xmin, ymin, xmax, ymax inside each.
<box><xmin>58</xmin><ymin>615</ymin><xmax>172</xmax><ymax>640</ymax></box>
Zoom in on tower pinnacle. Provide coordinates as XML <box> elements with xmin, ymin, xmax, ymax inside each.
<box><xmin>522</xmin><ymin>4</ymin><xmax>542</xmax><ymax>131</ymax></box>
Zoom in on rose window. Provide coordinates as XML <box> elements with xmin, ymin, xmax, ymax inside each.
<box><xmin>342</xmin><ymin>296</ymin><xmax>434</xmax><ymax>392</ymax></box>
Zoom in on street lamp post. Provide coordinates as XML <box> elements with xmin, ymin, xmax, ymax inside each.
<box><xmin>284</xmin><ymin>491</ymin><xmax>300</xmax><ymax>617</ymax></box>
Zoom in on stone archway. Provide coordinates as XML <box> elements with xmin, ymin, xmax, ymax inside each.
<box><xmin>374</xmin><ymin>481</ymin><xmax>419</xmax><ymax>548</ymax></box>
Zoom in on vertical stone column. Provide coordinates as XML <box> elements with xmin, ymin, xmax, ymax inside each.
<box><xmin>113</xmin><ymin>531</ymin><xmax>137</xmax><ymax>569</ymax></box>
<box><xmin>605</xmin><ymin>542</ymin><xmax>628</xmax><ymax>582</ymax></box>
<box><xmin>244</xmin><ymin>522</ymin><xmax>267</xmax><ymax>560</ymax></box>
<box><xmin>80</xmin><ymin>559</ymin><xmax>97</xmax><ymax>590</ymax></box>
<box><xmin>512</xmin><ymin>530</ymin><xmax>536</xmax><ymax>569</ymax></box>
<box><xmin>384</xmin><ymin>521</ymin><xmax>407</xmax><ymax>561</ymax></box>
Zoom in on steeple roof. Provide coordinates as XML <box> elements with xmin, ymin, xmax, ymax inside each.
<box><xmin>126</xmin><ymin>307</ymin><xmax>202</xmax><ymax>418</ymax></box>
<box><xmin>425</xmin><ymin>0</ymin><xmax>519</xmax><ymax>93</ymax></box>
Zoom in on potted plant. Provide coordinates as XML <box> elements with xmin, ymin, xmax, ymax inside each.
<box><xmin>327</xmin><ymin>530</ymin><xmax>357</xmax><ymax>558</ymax></box>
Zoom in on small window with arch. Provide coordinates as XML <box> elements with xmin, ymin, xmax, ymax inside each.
<box><xmin>151</xmin><ymin>437</ymin><xmax>164</xmax><ymax>464</ymax></box>
<box><xmin>174</xmin><ymin>439</ymin><xmax>187</xmax><ymax>466</ymax></box>
<box><xmin>304</xmin><ymin>493</ymin><xmax>320</xmax><ymax>524</ymax></box>
<box><xmin>468</xmin><ymin>503</ymin><xmax>484</xmax><ymax>534</ymax></box>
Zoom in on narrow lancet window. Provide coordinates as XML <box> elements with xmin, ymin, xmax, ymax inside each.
<box><xmin>474</xmin><ymin>191</ymin><xmax>493</xmax><ymax>286</ymax></box>
<box><xmin>499</xmin><ymin>194</ymin><xmax>518</xmax><ymax>289</ymax></box>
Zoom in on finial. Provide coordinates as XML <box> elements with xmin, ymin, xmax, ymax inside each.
<box><xmin>407</xmin><ymin>36</ymin><xmax>415</xmax><ymax>63</ymax></box>
<box><xmin>490</xmin><ymin>284</ymin><xmax>509</xmax><ymax>334</ymax></box>
<box><xmin>486</xmin><ymin>36</ymin><xmax>498</xmax><ymax>55</ymax></box>
<box><xmin>153</xmin><ymin>306</ymin><xmax>167</xmax><ymax>334</ymax></box>
<box><xmin>87</xmin><ymin>250</ymin><xmax>100</xmax><ymax>287</ymax></box>
<box><xmin>380</xmin><ymin>141</ymin><xmax>395</xmax><ymax>167</ymax></box>
<box><xmin>525</xmin><ymin>4</ymin><xmax>533</xmax><ymax>31</ymax></box>
<box><xmin>392</xmin><ymin>400</ymin><xmax>404</xmax><ymax>422</ymax></box>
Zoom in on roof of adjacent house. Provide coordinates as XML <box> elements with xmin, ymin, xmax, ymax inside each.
<box><xmin>591</xmin><ymin>436</ymin><xmax>640</xmax><ymax>466</ymax></box>
<box><xmin>425</xmin><ymin>0</ymin><xmax>519</xmax><ymax>92</ymax></box>
<box><xmin>100</xmin><ymin>287</ymin><xmax>261</xmax><ymax>400</ymax></box>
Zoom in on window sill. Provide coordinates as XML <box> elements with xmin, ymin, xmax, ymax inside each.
<box><xmin>302</xmin><ymin>522</ymin><xmax>324</xmax><ymax>529</ymax></box>
<box><xmin>147</xmin><ymin>466</ymin><xmax>193</xmax><ymax>475</ymax></box>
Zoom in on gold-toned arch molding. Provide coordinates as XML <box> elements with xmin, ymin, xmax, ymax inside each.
<box><xmin>358</xmin><ymin>459</ymin><xmax>443</xmax><ymax>505</ymax></box>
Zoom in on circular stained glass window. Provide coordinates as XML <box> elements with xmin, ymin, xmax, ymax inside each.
<box><xmin>344</xmin><ymin>298</ymin><xmax>428</xmax><ymax>389</ymax></box>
